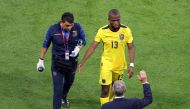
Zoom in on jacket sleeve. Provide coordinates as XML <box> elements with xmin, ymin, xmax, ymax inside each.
<box><xmin>42</xmin><ymin>26</ymin><xmax>53</xmax><ymax>48</ymax></box>
<box><xmin>136</xmin><ymin>83</ymin><xmax>153</xmax><ymax>109</ymax></box>
<box><xmin>77</xmin><ymin>23</ymin><xmax>86</xmax><ymax>46</ymax></box>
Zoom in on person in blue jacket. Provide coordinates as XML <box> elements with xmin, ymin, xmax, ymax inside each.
<box><xmin>37</xmin><ymin>12</ymin><xmax>86</xmax><ymax>109</ymax></box>
<box><xmin>101</xmin><ymin>70</ymin><xmax>153</xmax><ymax>109</ymax></box>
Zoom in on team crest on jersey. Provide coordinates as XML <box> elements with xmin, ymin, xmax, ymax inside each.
<box><xmin>72</xmin><ymin>31</ymin><xmax>77</xmax><ymax>37</ymax></box>
<box><xmin>119</xmin><ymin>34</ymin><xmax>124</xmax><ymax>40</ymax></box>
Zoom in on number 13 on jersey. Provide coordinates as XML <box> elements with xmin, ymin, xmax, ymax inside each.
<box><xmin>111</xmin><ymin>41</ymin><xmax>118</xmax><ymax>48</ymax></box>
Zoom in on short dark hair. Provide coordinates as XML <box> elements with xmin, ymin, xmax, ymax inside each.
<box><xmin>108</xmin><ymin>9</ymin><xmax>120</xmax><ymax>18</ymax></box>
<box><xmin>61</xmin><ymin>12</ymin><xmax>74</xmax><ymax>23</ymax></box>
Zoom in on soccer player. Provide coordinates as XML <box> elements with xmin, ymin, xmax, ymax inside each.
<box><xmin>36</xmin><ymin>12</ymin><xmax>86</xmax><ymax>109</ymax></box>
<box><xmin>78</xmin><ymin>9</ymin><xmax>135</xmax><ymax>105</ymax></box>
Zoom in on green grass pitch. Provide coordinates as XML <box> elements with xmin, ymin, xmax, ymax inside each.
<box><xmin>0</xmin><ymin>0</ymin><xmax>190</xmax><ymax>109</ymax></box>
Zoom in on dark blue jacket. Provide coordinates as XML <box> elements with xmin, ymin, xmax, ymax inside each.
<box><xmin>101</xmin><ymin>84</ymin><xmax>153</xmax><ymax>109</ymax></box>
<box><xmin>42</xmin><ymin>23</ymin><xmax>86</xmax><ymax>62</ymax></box>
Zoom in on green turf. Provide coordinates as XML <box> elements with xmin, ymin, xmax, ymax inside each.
<box><xmin>0</xmin><ymin>0</ymin><xmax>190</xmax><ymax>109</ymax></box>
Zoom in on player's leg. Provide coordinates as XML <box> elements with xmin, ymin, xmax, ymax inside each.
<box><xmin>100</xmin><ymin>85</ymin><xmax>110</xmax><ymax>105</ymax></box>
<box><xmin>62</xmin><ymin>61</ymin><xmax>77</xmax><ymax>108</ymax></box>
<box><xmin>109</xmin><ymin>70</ymin><xmax>124</xmax><ymax>100</ymax></box>
<box><xmin>62</xmin><ymin>71</ymin><xmax>76</xmax><ymax>100</ymax></box>
<box><xmin>112</xmin><ymin>70</ymin><xmax>124</xmax><ymax>81</ymax></box>
<box><xmin>51</xmin><ymin>69</ymin><xmax>64</xmax><ymax>109</ymax></box>
<box><xmin>99</xmin><ymin>69</ymin><xmax>112</xmax><ymax>105</ymax></box>
<box><xmin>108</xmin><ymin>82</ymin><xmax>114</xmax><ymax>101</ymax></box>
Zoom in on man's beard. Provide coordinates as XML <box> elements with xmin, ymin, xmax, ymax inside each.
<box><xmin>110</xmin><ymin>24</ymin><xmax>120</xmax><ymax>32</ymax></box>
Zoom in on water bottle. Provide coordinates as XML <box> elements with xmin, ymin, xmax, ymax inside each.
<box><xmin>38</xmin><ymin>67</ymin><xmax>44</xmax><ymax>72</ymax></box>
<box><xmin>77</xmin><ymin>39</ymin><xmax>83</xmax><ymax>46</ymax></box>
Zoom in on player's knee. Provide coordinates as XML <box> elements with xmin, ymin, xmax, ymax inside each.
<box><xmin>101</xmin><ymin>87</ymin><xmax>110</xmax><ymax>97</ymax></box>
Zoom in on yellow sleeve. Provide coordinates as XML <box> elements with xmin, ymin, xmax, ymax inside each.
<box><xmin>94</xmin><ymin>28</ymin><xmax>102</xmax><ymax>42</ymax></box>
<box><xmin>126</xmin><ymin>27</ymin><xmax>133</xmax><ymax>43</ymax></box>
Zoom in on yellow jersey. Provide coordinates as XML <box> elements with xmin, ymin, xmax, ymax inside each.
<box><xmin>94</xmin><ymin>25</ymin><xmax>133</xmax><ymax>70</ymax></box>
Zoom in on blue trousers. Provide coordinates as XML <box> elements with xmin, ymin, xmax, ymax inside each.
<box><xmin>51</xmin><ymin>60</ymin><xmax>77</xmax><ymax>109</ymax></box>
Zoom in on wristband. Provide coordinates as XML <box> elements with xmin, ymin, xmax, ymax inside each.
<box><xmin>130</xmin><ymin>63</ymin><xmax>134</xmax><ymax>67</ymax></box>
<box><xmin>39</xmin><ymin>58</ymin><xmax>44</xmax><ymax>60</ymax></box>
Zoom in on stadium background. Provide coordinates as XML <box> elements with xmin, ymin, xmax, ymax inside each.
<box><xmin>0</xmin><ymin>0</ymin><xmax>190</xmax><ymax>109</ymax></box>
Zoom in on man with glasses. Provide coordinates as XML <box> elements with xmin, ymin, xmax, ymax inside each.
<box><xmin>37</xmin><ymin>12</ymin><xmax>86</xmax><ymax>109</ymax></box>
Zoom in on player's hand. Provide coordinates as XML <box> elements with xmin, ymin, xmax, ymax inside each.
<box><xmin>128</xmin><ymin>67</ymin><xmax>134</xmax><ymax>78</ymax></box>
<box><xmin>37</xmin><ymin>59</ymin><xmax>45</xmax><ymax>72</ymax></box>
<box><xmin>137</xmin><ymin>70</ymin><xmax>148</xmax><ymax>84</ymax></box>
<box><xmin>78</xmin><ymin>63</ymin><xmax>83</xmax><ymax>73</ymax></box>
<box><xmin>70</xmin><ymin>46</ymin><xmax>80</xmax><ymax>57</ymax></box>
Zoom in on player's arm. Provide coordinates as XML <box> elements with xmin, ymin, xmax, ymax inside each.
<box><xmin>77</xmin><ymin>23</ymin><xmax>86</xmax><ymax>49</ymax></box>
<box><xmin>39</xmin><ymin>48</ymin><xmax>48</xmax><ymax>60</ymax></box>
<box><xmin>127</xmin><ymin>42</ymin><xmax>135</xmax><ymax>78</ymax></box>
<box><xmin>80</xmin><ymin>41</ymin><xmax>99</xmax><ymax>64</ymax></box>
<box><xmin>127</xmin><ymin>42</ymin><xmax>135</xmax><ymax>64</ymax></box>
<box><xmin>37</xmin><ymin>26</ymin><xmax>52</xmax><ymax>72</ymax></box>
<box><xmin>78</xmin><ymin>41</ymin><xmax>99</xmax><ymax>72</ymax></box>
<box><xmin>70</xmin><ymin>23</ymin><xmax>86</xmax><ymax>57</ymax></box>
<box><xmin>136</xmin><ymin>70</ymin><xmax>153</xmax><ymax>108</ymax></box>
